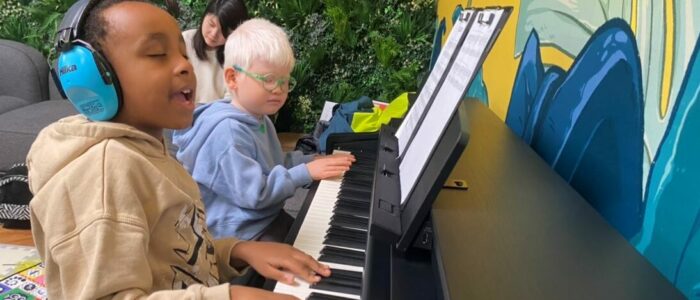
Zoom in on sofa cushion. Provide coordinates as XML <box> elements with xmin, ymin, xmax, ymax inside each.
<box><xmin>0</xmin><ymin>101</ymin><xmax>76</xmax><ymax>168</ymax></box>
<box><xmin>0</xmin><ymin>96</ymin><xmax>31</xmax><ymax>115</ymax></box>
<box><xmin>0</xmin><ymin>39</ymin><xmax>49</xmax><ymax>103</ymax></box>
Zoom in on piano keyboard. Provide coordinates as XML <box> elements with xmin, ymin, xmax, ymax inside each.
<box><xmin>274</xmin><ymin>150</ymin><xmax>377</xmax><ymax>300</ymax></box>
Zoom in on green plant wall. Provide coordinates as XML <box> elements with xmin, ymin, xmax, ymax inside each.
<box><xmin>247</xmin><ymin>0</ymin><xmax>435</xmax><ymax>131</ymax></box>
<box><xmin>0</xmin><ymin>0</ymin><xmax>436</xmax><ymax>132</ymax></box>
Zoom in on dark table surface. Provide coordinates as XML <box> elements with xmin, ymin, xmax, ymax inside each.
<box><xmin>431</xmin><ymin>100</ymin><xmax>684</xmax><ymax>299</ymax></box>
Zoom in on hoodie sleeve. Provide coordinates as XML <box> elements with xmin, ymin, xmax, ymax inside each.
<box><xmin>283</xmin><ymin>150</ymin><xmax>316</xmax><ymax>168</ymax></box>
<box><xmin>207</xmin><ymin>138</ymin><xmax>313</xmax><ymax>210</ymax></box>
<box><xmin>213</xmin><ymin>238</ymin><xmax>249</xmax><ymax>282</ymax></box>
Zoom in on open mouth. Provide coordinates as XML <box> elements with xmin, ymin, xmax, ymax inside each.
<box><xmin>181</xmin><ymin>89</ymin><xmax>193</xmax><ymax>102</ymax></box>
<box><xmin>172</xmin><ymin>88</ymin><xmax>194</xmax><ymax>108</ymax></box>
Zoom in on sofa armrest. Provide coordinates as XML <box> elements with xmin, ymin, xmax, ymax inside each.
<box><xmin>0</xmin><ymin>40</ymin><xmax>50</xmax><ymax>103</ymax></box>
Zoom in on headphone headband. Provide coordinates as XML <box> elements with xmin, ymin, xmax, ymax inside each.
<box><xmin>54</xmin><ymin>0</ymin><xmax>94</xmax><ymax>52</ymax></box>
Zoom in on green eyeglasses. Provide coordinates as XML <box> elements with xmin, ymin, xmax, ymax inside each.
<box><xmin>233</xmin><ymin>65</ymin><xmax>297</xmax><ymax>93</ymax></box>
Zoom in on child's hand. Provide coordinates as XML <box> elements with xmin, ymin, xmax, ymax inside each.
<box><xmin>229</xmin><ymin>285</ymin><xmax>298</xmax><ymax>300</ymax></box>
<box><xmin>306</xmin><ymin>154</ymin><xmax>355</xmax><ymax>180</ymax></box>
<box><xmin>230</xmin><ymin>241</ymin><xmax>332</xmax><ymax>285</ymax></box>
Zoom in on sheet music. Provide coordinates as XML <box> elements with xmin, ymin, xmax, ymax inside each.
<box><xmin>395</xmin><ymin>10</ymin><xmax>475</xmax><ymax>155</ymax></box>
<box><xmin>399</xmin><ymin>9</ymin><xmax>506</xmax><ymax>204</ymax></box>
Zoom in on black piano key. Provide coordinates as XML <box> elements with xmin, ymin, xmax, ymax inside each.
<box><xmin>337</xmin><ymin>197</ymin><xmax>370</xmax><ymax>208</ymax></box>
<box><xmin>319</xmin><ymin>246</ymin><xmax>366</xmax><ymax>267</ymax></box>
<box><xmin>307</xmin><ymin>292</ymin><xmax>355</xmax><ymax>300</ymax></box>
<box><xmin>329</xmin><ymin>268</ymin><xmax>363</xmax><ymax>280</ymax></box>
<box><xmin>340</xmin><ymin>179</ymin><xmax>372</xmax><ymax>189</ymax></box>
<box><xmin>336</xmin><ymin>197</ymin><xmax>370</xmax><ymax>208</ymax></box>
<box><xmin>355</xmin><ymin>153</ymin><xmax>377</xmax><ymax>160</ymax></box>
<box><xmin>342</xmin><ymin>149</ymin><xmax>376</xmax><ymax>159</ymax></box>
<box><xmin>311</xmin><ymin>269</ymin><xmax>363</xmax><ymax>296</ymax></box>
<box><xmin>322</xmin><ymin>245</ymin><xmax>365</xmax><ymax>259</ymax></box>
<box><xmin>327</xmin><ymin>226</ymin><xmax>367</xmax><ymax>239</ymax></box>
<box><xmin>311</xmin><ymin>279</ymin><xmax>361</xmax><ymax>296</ymax></box>
<box><xmin>330</xmin><ymin>214</ymin><xmax>368</xmax><ymax>230</ymax></box>
<box><xmin>334</xmin><ymin>203</ymin><xmax>370</xmax><ymax>218</ymax></box>
<box><xmin>319</xmin><ymin>253</ymin><xmax>364</xmax><ymax>267</ymax></box>
<box><xmin>338</xmin><ymin>185</ymin><xmax>371</xmax><ymax>195</ymax></box>
<box><xmin>337</xmin><ymin>197</ymin><xmax>371</xmax><ymax>209</ymax></box>
<box><xmin>332</xmin><ymin>208</ymin><xmax>369</xmax><ymax>220</ymax></box>
<box><xmin>350</xmin><ymin>162</ymin><xmax>375</xmax><ymax>170</ymax></box>
<box><xmin>341</xmin><ymin>176</ymin><xmax>372</xmax><ymax>186</ymax></box>
<box><xmin>322</xmin><ymin>246</ymin><xmax>366</xmax><ymax>260</ymax></box>
<box><xmin>338</xmin><ymin>189</ymin><xmax>371</xmax><ymax>200</ymax></box>
<box><xmin>337</xmin><ymin>193</ymin><xmax>368</xmax><ymax>203</ymax></box>
<box><xmin>341</xmin><ymin>180</ymin><xmax>373</xmax><ymax>191</ymax></box>
<box><xmin>324</xmin><ymin>232</ymin><xmax>367</xmax><ymax>250</ymax></box>
<box><xmin>345</xmin><ymin>168</ymin><xmax>373</xmax><ymax>178</ymax></box>
<box><xmin>325</xmin><ymin>226</ymin><xmax>367</xmax><ymax>249</ymax></box>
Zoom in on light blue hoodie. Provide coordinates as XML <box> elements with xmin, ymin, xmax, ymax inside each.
<box><xmin>173</xmin><ymin>100</ymin><xmax>314</xmax><ymax>240</ymax></box>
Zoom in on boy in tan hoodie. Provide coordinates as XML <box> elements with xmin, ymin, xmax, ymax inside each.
<box><xmin>27</xmin><ymin>0</ymin><xmax>329</xmax><ymax>298</ymax></box>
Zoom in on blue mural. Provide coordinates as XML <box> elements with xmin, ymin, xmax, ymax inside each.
<box><xmin>505</xmin><ymin>31</ymin><xmax>543</xmax><ymax>138</ymax></box>
<box><xmin>508</xmin><ymin>19</ymin><xmax>644</xmax><ymax>239</ymax></box>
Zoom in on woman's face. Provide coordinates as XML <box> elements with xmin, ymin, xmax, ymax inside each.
<box><xmin>201</xmin><ymin>14</ymin><xmax>226</xmax><ymax>48</ymax></box>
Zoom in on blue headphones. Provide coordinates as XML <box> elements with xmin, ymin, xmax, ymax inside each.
<box><xmin>51</xmin><ymin>0</ymin><xmax>122</xmax><ymax>121</ymax></box>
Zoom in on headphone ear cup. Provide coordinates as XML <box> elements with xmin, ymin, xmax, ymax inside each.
<box><xmin>56</xmin><ymin>44</ymin><xmax>121</xmax><ymax>121</ymax></box>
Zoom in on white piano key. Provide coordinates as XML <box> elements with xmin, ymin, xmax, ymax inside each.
<box><xmin>274</xmin><ymin>280</ymin><xmax>360</xmax><ymax>300</ymax></box>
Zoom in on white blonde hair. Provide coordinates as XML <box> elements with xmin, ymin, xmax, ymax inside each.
<box><xmin>224</xmin><ymin>18</ymin><xmax>295</xmax><ymax>72</ymax></box>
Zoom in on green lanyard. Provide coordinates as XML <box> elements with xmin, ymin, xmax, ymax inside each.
<box><xmin>259</xmin><ymin>122</ymin><xmax>266</xmax><ymax>134</ymax></box>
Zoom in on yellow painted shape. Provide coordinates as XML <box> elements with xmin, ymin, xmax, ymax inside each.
<box><xmin>437</xmin><ymin>0</ymin><xmax>521</xmax><ymax>120</ymax></box>
<box><xmin>540</xmin><ymin>46</ymin><xmax>574</xmax><ymax>70</ymax></box>
<box><xmin>436</xmin><ymin>1</ymin><xmax>576</xmax><ymax>120</ymax></box>
<box><xmin>660</xmin><ymin>0</ymin><xmax>674</xmax><ymax>118</ymax></box>
<box><xmin>630</xmin><ymin>0</ymin><xmax>637</xmax><ymax>35</ymax></box>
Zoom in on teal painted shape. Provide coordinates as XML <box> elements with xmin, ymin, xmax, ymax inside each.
<box><xmin>465</xmin><ymin>68</ymin><xmax>489</xmax><ymax>106</ymax></box>
<box><xmin>635</xmin><ymin>33</ymin><xmax>700</xmax><ymax>299</ymax></box>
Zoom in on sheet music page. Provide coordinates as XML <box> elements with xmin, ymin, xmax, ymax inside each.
<box><xmin>399</xmin><ymin>9</ymin><xmax>505</xmax><ymax>204</ymax></box>
<box><xmin>395</xmin><ymin>10</ymin><xmax>474</xmax><ymax>155</ymax></box>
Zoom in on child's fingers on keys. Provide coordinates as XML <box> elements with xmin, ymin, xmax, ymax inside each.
<box><xmin>326</xmin><ymin>165</ymin><xmax>350</xmax><ymax>171</ymax></box>
<box><xmin>294</xmin><ymin>251</ymin><xmax>331</xmax><ymax>277</ymax></box>
<box><xmin>261</xmin><ymin>265</ymin><xmax>296</xmax><ymax>285</ymax></box>
<box><xmin>279</xmin><ymin>255</ymin><xmax>321</xmax><ymax>283</ymax></box>
<box><xmin>292</xmin><ymin>251</ymin><xmax>331</xmax><ymax>282</ymax></box>
<box><xmin>324</xmin><ymin>169</ymin><xmax>347</xmax><ymax>178</ymax></box>
<box><xmin>337</xmin><ymin>154</ymin><xmax>356</xmax><ymax>161</ymax></box>
<box><xmin>327</xmin><ymin>157</ymin><xmax>353</xmax><ymax>166</ymax></box>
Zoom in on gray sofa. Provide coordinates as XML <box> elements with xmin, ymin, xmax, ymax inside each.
<box><xmin>0</xmin><ymin>39</ymin><xmax>77</xmax><ymax>169</ymax></box>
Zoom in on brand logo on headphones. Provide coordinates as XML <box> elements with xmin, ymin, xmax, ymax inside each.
<box><xmin>59</xmin><ymin>64</ymin><xmax>77</xmax><ymax>76</ymax></box>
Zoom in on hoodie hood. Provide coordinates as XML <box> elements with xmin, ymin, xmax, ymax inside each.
<box><xmin>27</xmin><ymin>115</ymin><xmax>167</xmax><ymax>193</ymax></box>
<box><xmin>173</xmin><ymin>100</ymin><xmax>261</xmax><ymax>159</ymax></box>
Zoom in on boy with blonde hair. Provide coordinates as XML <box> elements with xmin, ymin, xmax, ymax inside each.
<box><xmin>173</xmin><ymin>18</ymin><xmax>355</xmax><ymax>241</ymax></box>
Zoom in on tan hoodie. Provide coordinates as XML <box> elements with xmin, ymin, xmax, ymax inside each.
<box><xmin>27</xmin><ymin>115</ymin><xmax>243</xmax><ymax>299</ymax></box>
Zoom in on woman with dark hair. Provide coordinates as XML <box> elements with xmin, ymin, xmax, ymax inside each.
<box><xmin>183</xmin><ymin>0</ymin><xmax>249</xmax><ymax>104</ymax></box>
